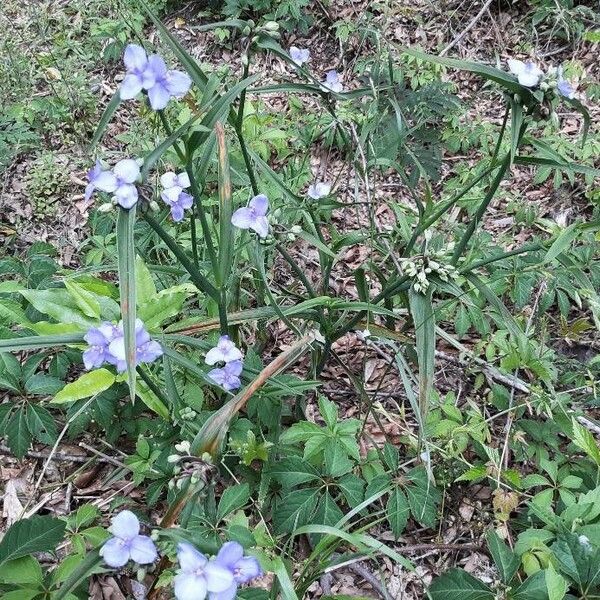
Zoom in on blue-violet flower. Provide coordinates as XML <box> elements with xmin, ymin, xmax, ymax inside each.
<box><xmin>231</xmin><ymin>194</ymin><xmax>269</xmax><ymax>238</ymax></box>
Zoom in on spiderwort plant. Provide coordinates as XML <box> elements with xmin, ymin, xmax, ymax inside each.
<box><xmin>85</xmin><ymin>158</ymin><xmax>141</xmax><ymax>208</ymax></box>
<box><xmin>507</xmin><ymin>59</ymin><xmax>544</xmax><ymax>87</ymax></box>
<box><xmin>205</xmin><ymin>336</ymin><xmax>244</xmax><ymax>392</ymax></box>
<box><xmin>161</xmin><ymin>170</ymin><xmax>194</xmax><ymax>222</ymax></box>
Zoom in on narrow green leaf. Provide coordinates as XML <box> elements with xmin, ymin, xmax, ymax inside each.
<box><xmin>544</xmin><ymin>224</ymin><xmax>579</xmax><ymax>264</ymax></box>
<box><xmin>116</xmin><ymin>206</ymin><xmax>137</xmax><ymax>401</ymax></box>
<box><xmin>271</xmin><ymin>557</ymin><xmax>299</xmax><ymax>600</ymax></box>
<box><xmin>90</xmin><ymin>92</ymin><xmax>121</xmax><ymax>149</ymax></box>
<box><xmin>54</xmin><ymin>550</ymin><xmax>102</xmax><ymax>600</ymax></box>
<box><xmin>64</xmin><ymin>280</ymin><xmax>101</xmax><ymax>319</ymax></box>
<box><xmin>571</xmin><ymin>418</ymin><xmax>600</xmax><ymax>466</ymax></box>
<box><xmin>216</xmin><ymin>121</ymin><xmax>233</xmax><ymax>293</ymax></box>
<box><xmin>0</xmin><ymin>333</ymin><xmax>84</xmax><ymax>352</ymax></box>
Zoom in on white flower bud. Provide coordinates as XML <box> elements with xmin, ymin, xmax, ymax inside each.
<box><xmin>97</xmin><ymin>202</ymin><xmax>114</xmax><ymax>213</ymax></box>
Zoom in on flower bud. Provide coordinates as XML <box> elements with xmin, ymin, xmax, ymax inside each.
<box><xmin>167</xmin><ymin>454</ymin><xmax>181</xmax><ymax>464</ymax></box>
<box><xmin>149</xmin><ymin>200</ymin><xmax>160</xmax><ymax>212</ymax></box>
<box><xmin>97</xmin><ymin>202</ymin><xmax>114</xmax><ymax>213</ymax></box>
<box><xmin>290</xmin><ymin>225</ymin><xmax>302</xmax><ymax>234</ymax></box>
<box><xmin>241</xmin><ymin>54</ymin><xmax>249</xmax><ymax>67</ymax></box>
<box><xmin>242</xmin><ymin>26</ymin><xmax>251</xmax><ymax>36</ymax></box>
<box><xmin>175</xmin><ymin>440</ymin><xmax>191</xmax><ymax>454</ymax></box>
<box><xmin>264</xmin><ymin>21</ymin><xmax>279</xmax><ymax>31</ymax></box>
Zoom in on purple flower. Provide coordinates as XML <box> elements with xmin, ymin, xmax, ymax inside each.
<box><xmin>231</xmin><ymin>194</ymin><xmax>269</xmax><ymax>238</ymax></box>
<box><xmin>84</xmin><ymin>158</ymin><xmax>140</xmax><ymax>209</ymax></box>
<box><xmin>161</xmin><ymin>171</ymin><xmax>194</xmax><ymax>221</ymax></box>
<box><xmin>208</xmin><ymin>360</ymin><xmax>243</xmax><ymax>392</ymax></box>
<box><xmin>174</xmin><ymin>542</ymin><xmax>234</xmax><ymax>600</ymax></box>
<box><xmin>83</xmin><ymin>322</ymin><xmax>118</xmax><ymax>370</ymax></box>
<box><xmin>162</xmin><ymin>188</ymin><xmax>194</xmax><ymax>222</ymax></box>
<box><xmin>120</xmin><ymin>44</ymin><xmax>192</xmax><ymax>111</ymax></box>
<box><xmin>307</xmin><ymin>182</ymin><xmax>331</xmax><ymax>199</ymax></box>
<box><xmin>557</xmin><ymin>67</ymin><xmax>575</xmax><ymax>99</ymax></box>
<box><xmin>108</xmin><ymin>319</ymin><xmax>163</xmax><ymax>373</ymax></box>
<box><xmin>321</xmin><ymin>70</ymin><xmax>343</xmax><ymax>93</ymax></box>
<box><xmin>210</xmin><ymin>542</ymin><xmax>262</xmax><ymax>600</ymax></box>
<box><xmin>99</xmin><ymin>510</ymin><xmax>157</xmax><ymax>568</ymax></box>
<box><xmin>289</xmin><ymin>46</ymin><xmax>310</xmax><ymax>66</ymax></box>
<box><xmin>508</xmin><ymin>59</ymin><xmax>543</xmax><ymax>87</ymax></box>
<box><xmin>205</xmin><ymin>336</ymin><xmax>243</xmax><ymax>365</ymax></box>
<box><xmin>160</xmin><ymin>171</ymin><xmax>191</xmax><ymax>190</ymax></box>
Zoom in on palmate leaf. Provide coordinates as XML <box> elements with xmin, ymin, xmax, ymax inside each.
<box><xmin>0</xmin><ymin>516</ymin><xmax>66</xmax><ymax>567</ymax></box>
<box><xmin>116</xmin><ymin>206</ymin><xmax>138</xmax><ymax>401</ymax></box>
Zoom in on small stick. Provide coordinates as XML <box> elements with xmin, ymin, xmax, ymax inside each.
<box><xmin>440</xmin><ymin>0</ymin><xmax>495</xmax><ymax>56</ymax></box>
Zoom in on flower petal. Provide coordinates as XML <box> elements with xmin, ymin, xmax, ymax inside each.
<box><xmin>120</xmin><ymin>74</ymin><xmax>144</xmax><ymax>100</ymax></box>
<box><xmin>124</xmin><ymin>44</ymin><xmax>148</xmax><ymax>72</ymax></box>
<box><xmin>129</xmin><ymin>535</ymin><xmax>158</xmax><ymax>564</ymax></box>
<box><xmin>137</xmin><ymin>340</ymin><xmax>163</xmax><ymax>363</ymax></box>
<box><xmin>250</xmin><ymin>216</ymin><xmax>269</xmax><ymax>239</ymax></box>
<box><xmin>215</xmin><ymin>541</ymin><xmax>244</xmax><ymax>569</ymax></box>
<box><xmin>108</xmin><ymin>336</ymin><xmax>127</xmax><ymax>363</ymax></box>
<box><xmin>208</xmin><ymin>582</ymin><xmax>238</xmax><ymax>600</ymax></box>
<box><xmin>507</xmin><ymin>59</ymin><xmax>526</xmax><ymax>76</ymax></box>
<box><xmin>205</xmin><ymin>346</ymin><xmax>226</xmax><ymax>365</ymax></box>
<box><xmin>147</xmin><ymin>54</ymin><xmax>168</xmax><ymax>79</ymax></box>
<box><xmin>83</xmin><ymin>346</ymin><xmax>106</xmax><ymax>370</ymax></box>
<box><xmin>224</xmin><ymin>360</ymin><xmax>243</xmax><ymax>377</ymax></box>
<box><xmin>177</xmin><ymin>542</ymin><xmax>207</xmax><ymax>573</ymax></box>
<box><xmin>162</xmin><ymin>186</ymin><xmax>183</xmax><ymax>204</ymax></box>
<box><xmin>171</xmin><ymin>204</ymin><xmax>185</xmax><ymax>222</ymax></box>
<box><xmin>114</xmin><ymin>159</ymin><xmax>140</xmax><ymax>184</ymax></box>
<box><xmin>204</xmin><ymin>562</ymin><xmax>235</xmax><ymax>593</ymax></box>
<box><xmin>231</xmin><ymin>207</ymin><xmax>254</xmax><ymax>230</ymax></box>
<box><xmin>166</xmin><ymin>70</ymin><xmax>192</xmax><ymax>97</ymax></box>
<box><xmin>249</xmin><ymin>194</ymin><xmax>269</xmax><ymax>216</ymax></box>
<box><xmin>93</xmin><ymin>171</ymin><xmax>118</xmax><ymax>193</ymax></box>
<box><xmin>100</xmin><ymin>537</ymin><xmax>130</xmax><ymax>568</ymax></box>
<box><xmin>233</xmin><ymin>556</ymin><xmax>262</xmax><ymax>583</ymax></box>
<box><xmin>174</xmin><ymin>573</ymin><xmax>208</xmax><ymax>600</ymax></box>
<box><xmin>160</xmin><ymin>171</ymin><xmax>177</xmax><ymax>188</ymax></box>
<box><xmin>207</xmin><ymin>367</ymin><xmax>227</xmax><ymax>386</ymax></box>
<box><xmin>176</xmin><ymin>172</ymin><xmax>191</xmax><ymax>188</ymax></box>
<box><xmin>114</xmin><ymin>184</ymin><xmax>138</xmax><ymax>209</ymax></box>
<box><xmin>148</xmin><ymin>82</ymin><xmax>171</xmax><ymax>111</ymax></box>
<box><xmin>178</xmin><ymin>191</ymin><xmax>194</xmax><ymax>209</ymax></box>
<box><xmin>110</xmin><ymin>510</ymin><xmax>140</xmax><ymax>539</ymax></box>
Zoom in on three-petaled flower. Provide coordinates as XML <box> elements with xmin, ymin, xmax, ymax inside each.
<box><xmin>161</xmin><ymin>170</ymin><xmax>194</xmax><ymax>222</ymax></box>
<box><xmin>210</xmin><ymin>541</ymin><xmax>263</xmax><ymax>600</ymax></box>
<box><xmin>321</xmin><ymin>70</ymin><xmax>343</xmax><ymax>93</ymax></box>
<box><xmin>205</xmin><ymin>335</ymin><xmax>243</xmax><ymax>365</ymax></box>
<box><xmin>557</xmin><ymin>67</ymin><xmax>575</xmax><ymax>99</ymax></box>
<box><xmin>307</xmin><ymin>182</ymin><xmax>331</xmax><ymax>200</ymax></box>
<box><xmin>99</xmin><ymin>510</ymin><xmax>158</xmax><ymax>568</ymax></box>
<box><xmin>289</xmin><ymin>46</ymin><xmax>310</xmax><ymax>66</ymax></box>
<box><xmin>83</xmin><ymin>319</ymin><xmax>163</xmax><ymax>373</ymax></box>
<box><xmin>85</xmin><ymin>158</ymin><xmax>141</xmax><ymax>209</ymax></box>
<box><xmin>120</xmin><ymin>44</ymin><xmax>192</xmax><ymax>111</ymax></box>
<box><xmin>507</xmin><ymin>59</ymin><xmax>543</xmax><ymax>88</ymax></box>
<box><xmin>174</xmin><ymin>542</ymin><xmax>234</xmax><ymax>600</ymax></box>
<box><xmin>231</xmin><ymin>194</ymin><xmax>270</xmax><ymax>238</ymax></box>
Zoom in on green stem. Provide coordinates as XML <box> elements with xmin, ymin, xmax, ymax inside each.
<box><xmin>275</xmin><ymin>242</ymin><xmax>318</xmax><ymax>299</ymax></box>
<box><xmin>460</xmin><ymin>242</ymin><xmax>544</xmax><ymax>273</ymax></box>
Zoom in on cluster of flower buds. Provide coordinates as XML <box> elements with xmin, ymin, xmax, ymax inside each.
<box><xmin>398</xmin><ymin>254</ymin><xmax>458</xmax><ymax>293</ymax></box>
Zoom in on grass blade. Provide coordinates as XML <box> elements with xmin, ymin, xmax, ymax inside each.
<box><xmin>90</xmin><ymin>91</ymin><xmax>121</xmax><ymax>149</ymax></box>
<box><xmin>0</xmin><ymin>333</ymin><xmax>84</xmax><ymax>352</ymax></box>
<box><xmin>116</xmin><ymin>206</ymin><xmax>137</xmax><ymax>401</ymax></box>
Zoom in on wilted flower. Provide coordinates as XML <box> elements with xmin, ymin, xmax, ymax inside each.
<box><xmin>507</xmin><ymin>59</ymin><xmax>543</xmax><ymax>87</ymax></box>
<box><xmin>211</xmin><ymin>541</ymin><xmax>263</xmax><ymax>600</ymax></box>
<box><xmin>174</xmin><ymin>542</ymin><xmax>234</xmax><ymax>600</ymax></box>
<box><xmin>208</xmin><ymin>360</ymin><xmax>243</xmax><ymax>392</ymax></box>
<box><xmin>99</xmin><ymin>510</ymin><xmax>158</xmax><ymax>568</ymax></box>
<box><xmin>557</xmin><ymin>67</ymin><xmax>575</xmax><ymax>99</ymax></box>
<box><xmin>289</xmin><ymin>46</ymin><xmax>310</xmax><ymax>66</ymax></box>
<box><xmin>83</xmin><ymin>319</ymin><xmax>162</xmax><ymax>372</ymax></box>
<box><xmin>205</xmin><ymin>335</ymin><xmax>243</xmax><ymax>365</ymax></box>
<box><xmin>82</xmin><ymin>322</ymin><xmax>119</xmax><ymax>370</ymax></box>
<box><xmin>231</xmin><ymin>194</ymin><xmax>270</xmax><ymax>238</ymax></box>
<box><xmin>307</xmin><ymin>182</ymin><xmax>331</xmax><ymax>199</ymax></box>
<box><xmin>321</xmin><ymin>70</ymin><xmax>343</xmax><ymax>93</ymax></box>
<box><xmin>120</xmin><ymin>43</ymin><xmax>192</xmax><ymax>111</ymax></box>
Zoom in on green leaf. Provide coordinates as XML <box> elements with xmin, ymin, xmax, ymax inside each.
<box><xmin>90</xmin><ymin>91</ymin><xmax>121</xmax><ymax>149</ymax></box>
<box><xmin>24</xmin><ymin>373</ymin><xmax>64</xmax><ymax>396</ymax></box>
<box><xmin>274</xmin><ymin>488</ymin><xmax>320</xmax><ymax>535</ymax></box>
<box><xmin>314</xmin><ymin>491</ymin><xmax>345</xmax><ymax>527</ymax></box>
<box><xmin>135</xmin><ymin>256</ymin><xmax>157</xmax><ymax>306</ymax></box>
<box><xmin>337</xmin><ymin>473</ymin><xmax>365</xmax><ymax>509</ymax></box>
<box><xmin>26</xmin><ymin>404</ymin><xmax>57</xmax><ymax>445</ymax></box>
<box><xmin>217</xmin><ymin>483</ymin><xmax>250</xmax><ymax>521</ymax></box>
<box><xmin>0</xmin><ymin>516</ymin><xmax>66</xmax><ymax>567</ymax></box>
<box><xmin>408</xmin><ymin>286</ymin><xmax>436</xmax><ymax>424</ymax></box>
<box><xmin>544</xmin><ymin>224</ymin><xmax>579</xmax><ymax>264</ymax></box>
<box><xmin>323</xmin><ymin>440</ymin><xmax>353</xmax><ymax>478</ymax></box>
<box><xmin>268</xmin><ymin>457</ymin><xmax>321</xmax><ymax>488</ymax></box>
<box><xmin>271</xmin><ymin>556</ymin><xmax>299</xmax><ymax>600</ymax></box>
<box><xmin>52</xmin><ymin>369</ymin><xmax>115</xmax><ymax>404</ymax></box>
<box><xmin>428</xmin><ymin>568</ymin><xmax>494</xmax><ymax>600</ymax></box>
<box><xmin>136</xmin><ymin>378</ymin><xmax>170</xmax><ymax>420</ymax></box>
<box><xmin>511</xmin><ymin>570</ymin><xmax>550</xmax><ymax>600</ymax></box>
<box><xmin>571</xmin><ymin>418</ymin><xmax>600</xmax><ymax>466</ymax></box>
<box><xmin>0</xmin><ymin>556</ymin><xmax>43</xmax><ymax>585</ymax></box>
<box><xmin>545</xmin><ymin>564</ymin><xmax>567</xmax><ymax>600</ymax></box>
<box><xmin>54</xmin><ymin>550</ymin><xmax>102</xmax><ymax>600</ymax></box>
<box><xmin>64</xmin><ymin>280</ymin><xmax>101</xmax><ymax>319</ymax></box>
<box><xmin>318</xmin><ymin>396</ymin><xmax>338</xmax><ymax>428</ymax></box>
<box><xmin>387</xmin><ymin>488</ymin><xmax>410</xmax><ymax>539</ymax></box>
<box><xmin>19</xmin><ymin>289</ymin><xmax>93</xmax><ymax>329</ymax></box>
<box><xmin>0</xmin><ymin>299</ymin><xmax>29</xmax><ymax>326</ymax></box>
<box><xmin>0</xmin><ymin>333</ymin><xmax>84</xmax><ymax>353</ymax></box>
<box><xmin>7</xmin><ymin>408</ymin><xmax>31</xmax><ymax>458</ymax></box>
<box><xmin>116</xmin><ymin>206</ymin><xmax>137</xmax><ymax>401</ymax></box>
<box><xmin>139</xmin><ymin>290</ymin><xmax>186</xmax><ymax>330</ymax></box>
<box><xmin>486</xmin><ymin>530</ymin><xmax>520</xmax><ymax>584</ymax></box>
